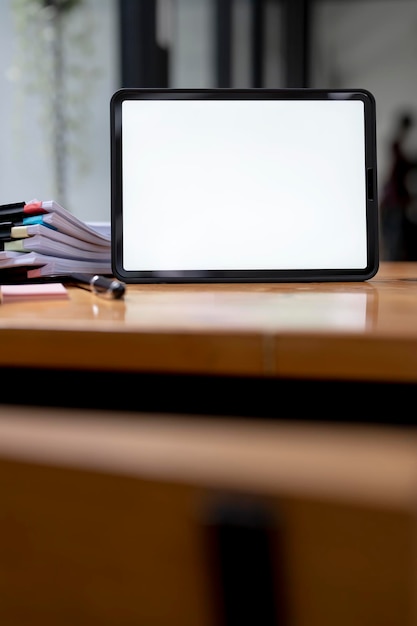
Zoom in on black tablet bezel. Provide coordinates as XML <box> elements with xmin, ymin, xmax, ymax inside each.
<box><xmin>110</xmin><ymin>88</ymin><xmax>379</xmax><ymax>283</ymax></box>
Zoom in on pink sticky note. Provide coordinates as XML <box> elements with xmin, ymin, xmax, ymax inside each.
<box><xmin>1</xmin><ymin>283</ymin><xmax>69</xmax><ymax>302</ymax></box>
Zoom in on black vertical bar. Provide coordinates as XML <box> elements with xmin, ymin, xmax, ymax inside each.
<box><xmin>251</xmin><ymin>0</ymin><xmax>265</xmax><ymax>87</ymax></box>
<box><xmin>282</xmin><ymin>0</ymin><xmax>311</xmax><ymax>87</ymax></box>
<box><xmin>204</xmin><ymin>497</ymin><xmax>288</xmax><ymax>626</ymax></box>
<box><xmin>215</xmin><ymin>0</ymin><xmax>232</xmax><ymax>87</ymax></box>
<box><xmin>119</xmin><ymin>0</ymin><xmax>159</xmax><ymax>87</ymax></box>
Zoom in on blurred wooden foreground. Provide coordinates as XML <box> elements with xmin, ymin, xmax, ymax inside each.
<box><xmin>0</xmin><ymin>405</ymin><xmax>416</xmax><ymax>626</ymax></box>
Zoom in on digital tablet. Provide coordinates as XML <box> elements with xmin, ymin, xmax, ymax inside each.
<box><xmin>110</xmin><ymin>88</ymin><xmax>379</xmax><ymax>283</ymax></box>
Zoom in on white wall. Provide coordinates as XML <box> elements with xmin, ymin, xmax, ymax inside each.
<box><xmin>0</xmin><ymin>0</ymin><xmax>119</xmax><ymax>223</ymax></box>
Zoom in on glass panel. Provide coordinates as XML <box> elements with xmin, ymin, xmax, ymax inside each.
<box><xmin>170</xmin><ymin>0</ymin><xmax>215</xmax><ymax>87</ymax></box>
<box><xmin>232</xmin><ymin>0</ymin><xmax>284</xmax><ymax>88</ymax></box>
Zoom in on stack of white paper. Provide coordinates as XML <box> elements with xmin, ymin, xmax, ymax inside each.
<box><xmin>0</xmin><ymin>199</ymin><xmax>112</xmax><ymax>279</ymax></box>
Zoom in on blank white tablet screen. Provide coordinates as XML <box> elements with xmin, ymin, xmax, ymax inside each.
<box><xmin>121</xmin><ymin>99</ymin><xmax>367</xmax><ymax>271</ymax></box>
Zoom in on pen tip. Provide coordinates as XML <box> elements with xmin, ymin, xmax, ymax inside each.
<box><xmin>112</xmin><ymin>281</ymin><xmax>126</xmax><ymax>299</ymax></box>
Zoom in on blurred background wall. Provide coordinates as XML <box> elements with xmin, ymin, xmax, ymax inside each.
<box><xmin>0</xmin><ymin>0</ymin><xmax>119</xmax><ymax>223</ymax></box>
<box><xmin>0</xmin><ymin>0</ymin><xmax>416</xmax><ymax>257</ymax></box>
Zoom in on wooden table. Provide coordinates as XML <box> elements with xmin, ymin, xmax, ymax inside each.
<box><xmin>1</xmin><ymin>262</ymin><xmax>417</xmax><ymax>625</ymax></box>
<box><xmin>1</xmin><ymin>261</ymin><xmax>417</xmax><ymax>418</ymax></box>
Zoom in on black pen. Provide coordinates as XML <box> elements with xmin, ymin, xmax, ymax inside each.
<box><xmin>68</xmin><ymin>273</ymin><xmax>126</xmax><ymax>299</ymax></box>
